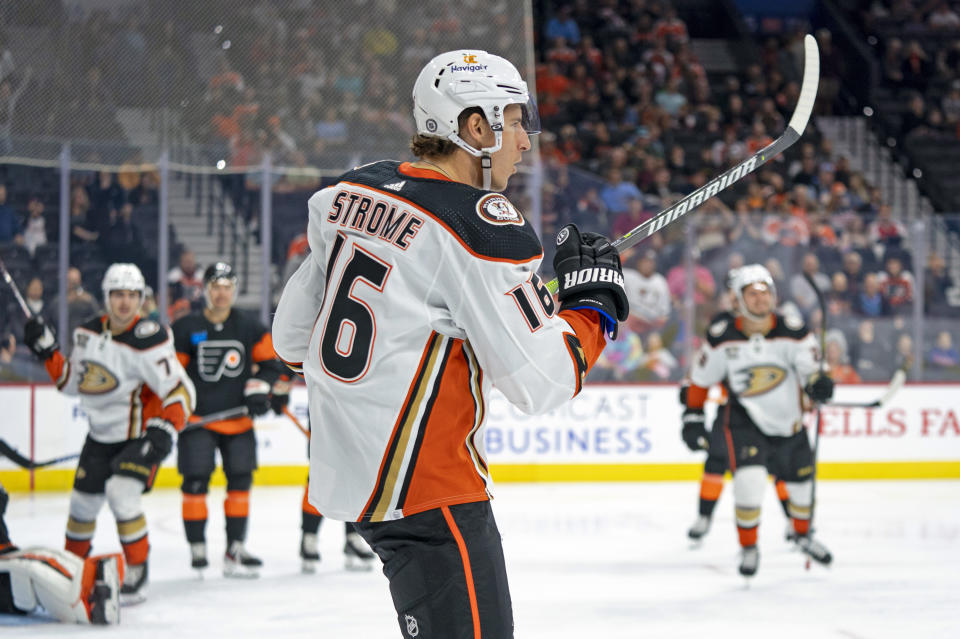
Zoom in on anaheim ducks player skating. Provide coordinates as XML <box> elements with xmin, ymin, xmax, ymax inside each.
<box><xmin>23</xmin><ymin>263</ymin><xmax>195</xmax><ymax>603</ymax></box>
<box><xmin>681</xmin><ymin>265</ymin><xmax>834</xmax><ymax>577</ymax></box>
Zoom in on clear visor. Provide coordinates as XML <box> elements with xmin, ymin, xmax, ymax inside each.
<box><xmin>518</xmin><ymin>97</ymin><xmax>541</xmax><ymax>135</ymax></box>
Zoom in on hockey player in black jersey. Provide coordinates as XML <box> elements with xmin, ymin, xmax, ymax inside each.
<box><xmin>682</xmin><ymin>265</ymin><xmax>834</xmax><ymax>577</ymax></box>
<box><xmin>171</xmin><ymin>262</ymin><xmax>287</xmax><ymax>578</ymax></box>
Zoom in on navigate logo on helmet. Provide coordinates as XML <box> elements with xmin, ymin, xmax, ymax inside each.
<box><xmin>451</xmin><ymin>52</ymin><xmax>488</xmax><ymax>73</ymax></box>
<box><xmin>476</xmin><ymin>193</ymin><xmax>523</xmax><ymax>226</ymax></box>
<box><xmin>463</xmin><ymin>54</ymin><xmax>478</xmax><ymax>64</ymax></box>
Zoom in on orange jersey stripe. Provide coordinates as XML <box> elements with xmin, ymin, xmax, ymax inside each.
<box><xmin>251</xmin><ymin>331</ymin><xmax>277</xmax><ymax>363</ymax></box>
<box><xmin>686</xmin><ymin>384</ymin><xmax>709</xmax><ymax>409</ymax></box>
<box><xmin>18</xmin><ymin>553</ymin><xmax>73</xmax><ymax>579</ymax></box>
<box><xmin>302</xmin><ymin>485</ymin><xmax>321</xmax><ymax>516</ymax></box>
<box><xmin>176</xmin><ymin>351</ymin><xmax>190</xmax><ymax>368</ymax></box>
<box><xmin>441</xmin><ymin>505</ymin><xmax>482</xmax><ymax>639</ymax></box>
<box><xmin>397</xmin><ymin>340</ymin><xmax>489</xmax><ymax>516</ymax></box>
<box><xmin>557</xmin><ymin>308</ymin><xmax>607</xmax><ymax>372</ymax></box>
<box><xmin>190</xmin><ymin>415</ymin><xmax>254</xmax><ymax>435</ymax></box>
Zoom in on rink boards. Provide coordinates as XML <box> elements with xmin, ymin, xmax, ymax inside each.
<box><xmin>1</xmin><ymin>382</ymin><xmax>958</xmax><ymax>491</ymax></box>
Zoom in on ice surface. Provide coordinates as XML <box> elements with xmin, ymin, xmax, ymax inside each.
<box><xmin>2</xmin><ymin>480</ymin><xmax>958</xmax><ymax>638</ymax></box>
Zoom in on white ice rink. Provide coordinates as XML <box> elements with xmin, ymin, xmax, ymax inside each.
<box><xmin>2</xmin><ymin>480</ymin><xmax>958</xmax><ymax>638</ymax></box>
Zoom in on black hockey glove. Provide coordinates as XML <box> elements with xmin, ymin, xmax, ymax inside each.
<box><xmin>244</xmin><ymin>378</ymin><xmax>271</xmax><ymax>417</ymax></box>
<box><xmin>681</xmin><ymin>408</ymin><xmax>709</xmax><ymax>451</ymax></box>
<box><xmin>142</xmin><ymin>419</ymin><xmax>175</xmax><ymax>464</ymax></box>
<box><xmin>270</xmin><ymin>376</ymin><xmax>291</xmax><ymax>416</ymax></box>
<box><xmin>23</xmin><ymin>316</ymin><xmax>58</xmax><ymax>360</ymax></box>
<box><xmin>805</xmin><ymin>375</ymin><xmax>835</xmax><ymax>403</ymax></box>
<box><xmin>553</xmin><ymin>224</ymin><xmax>629</xmax><ymax>339</ymax></box>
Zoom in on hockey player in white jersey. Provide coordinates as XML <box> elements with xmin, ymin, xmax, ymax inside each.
<box><xmin>273</xmin><ymin>50</ymin><xmax>627</xmax><ymax>637</ymax></box>
<box><xmin>0</xmin><ymin>481</ymin><xmax>121</xmax><ymax>624</ymax></box>
<box><xmin>681</xmin><ymin>264</ymin><xmax>834</xmax><ymax>577</ymax></box>
<box><xmin>23</xmin><ymin>263</ymin><xmax>195</xmax><ymax>603</ymax></box>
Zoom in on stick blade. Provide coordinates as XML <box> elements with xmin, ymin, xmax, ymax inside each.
<box><xmin>787</xmin><ymin>34</ymin><xmax>820</xmax><ymax>136</ymax></box>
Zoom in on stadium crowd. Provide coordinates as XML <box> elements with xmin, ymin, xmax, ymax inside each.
<box><xmin>2</xmin><ymin>0</ymin><xmax>959</xmax><ymax>383</ymax></box>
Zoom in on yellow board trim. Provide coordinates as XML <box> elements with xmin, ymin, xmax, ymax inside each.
<box><xmin>2</xmin><ymin>461</ymin><xmax>959</xmax><ymax>493</ymax></box>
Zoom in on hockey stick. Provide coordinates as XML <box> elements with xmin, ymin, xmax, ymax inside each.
<box><xmin>546</xmin><ymin>34</ymin><xmax>820</xmax><ymax>294</ymax></box>
<box><xmin>0</xmin><ymin>256</ymin><xmax>32</xmax><ymax>318</ymax></box>
<box><xmin>282</xmin><ymin>406</ymin><xmax>310</xmax><ymax>438</ymax></box>
<box><xmin>827</xmin><ymin>368</ymin><xmax>906</xmax><ymax>409</ymax></box>
<box><xmin>0</xmin><ymin>439</ymin><xmax>79</xmax><ymax>469</ymax></box>
<box><xmin>182</xmin><ymin>406</ymin><xmax>249</xmax><ymax>432</ymax></box>
<box><xmin>802</xmin><ymin>271</ymin><xmax>829</xmax><ymax>570</ymax></box>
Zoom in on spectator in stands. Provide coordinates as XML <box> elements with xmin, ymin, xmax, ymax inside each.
<box><xmin>100</xmin><ymin>202</ymin><xmax>144</xmax><ymax>266</ymax></box>
<box><xmin>854</xmin><ymin>273</ymin><xmax>890</xmax><ymax>317</ymax></box>
<box><xmin>167</xmin><ymin>249</ymin><xmax>204</xmax><ymax>312</ymax></box>
<box><xmin>894</xmin><ymin>333</ymin><xmax>914</xmax><ymax>372</ymax></box>
<box><xmin>638</xmin><ymin>332</ymin><xmax>678</xmax><ymax>381</ymax></box>
<box><xmin>69</xmin><ymin>185</ymin><xmax>98</xmax><ymax>244</ymax></box>
<box><xmin>924</xmin><ymin>252</ymin><xmax>954</xmax><ymax>316</ymax></box>
<box><xmin>941</xmin><ymin>79</ymin><xmax>960</xmax><ymax>130</ymax></box>
<box><xmin>900</xmin><ymin>93</ymin><xmax>928</xmax><ymax>138</ymax></box>
<box><xmin>927</xmin><ymin>331</ymin><xmax>960</xmax><ymax>375</ymax></box>
<box><xmin>841</xmin><ymin>251</ymin><xmax>865</xmax><ymax>299</ymax></box>
<box><xmin>600</xmin><ymin>168</ymin><xmax>643</xmax><ymax>216</ymax></box>
<box><xmin>881</xmin><ymin>37</ymin><xmax>904</xmax><ymax>84</ymax></box>
<box><xmin>790</xmin><ymin>253</ymin><xmax>831</xmax><ymax>316</ymax></box>
<box><xmin>879</xmin><ymin>256</ymin><xmax>915</xmax><ymax>315</ymax></box>
<box><xmin>5</xmin><ymin>278</ymin><xmax>54</xmax><ymax>351</ymax></box>
<box><xmin>825</xmin><ymin>330</ymin><xmax>861</xmax><ymax>383</ymax></box>
<box><xmin>623</xmin><ymin>250</ymin><xmax>670</xmax><ymax>335</ymax></box>
<box><xmin>901</xmin><ymin>41</ymin><xmax>933</xmax><ymax>93</ymax></box>
<box><xmin>87</xmin><ymin>171</ymin><xmax>124</xmax><ymax>236</ymax></box>
<box><xmin>867</xmin><ymin>204</ymin><xmax>907</xmax><ymax>251</ymax></box>
<box><xmin>21</xmin><ymin>194</ymin><xmax>47</xmax><ymax>257</ymax></box>
<box><xmin>827</xmin><ymin>271</ymin><xmax>854</xmax><ymax>317</ymax></box>
<box><xmin>545</xmin><ymin>6</ymin><xmax>580</xmax><ymax>46</ymax></box>
<box><xmin>66</xmin><ymin>266</ymin><xmax>99</xmax><ymax>335</ymax></box>
<box><xmin>0</xmin><ymin>183</ymin><xmax>21</xmax><ymax>243</ymax></box>
<box><xmin>851</xmin><ymin>318</ymin><xmax>893</xmax><ymax>382</ymax></box>
<box><xmin>928</xmin><ymin>1</ymin><xmax>960</xmax><ymax>29</ymax></box>
<box><xmin>612</xmin><ymin>196</ymin><xmax>650</xmax><ymax>241</ymax></box>
<box><xmin>666</xmin><ymin>258</ymin><xmax>716</xmax><ymax>313</ymax></box>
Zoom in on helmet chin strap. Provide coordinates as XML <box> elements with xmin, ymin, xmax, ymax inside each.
<box><xmin>481</xmin><ymin>153</ymin><xmax>492</xmax><ymax>190</ymax></box>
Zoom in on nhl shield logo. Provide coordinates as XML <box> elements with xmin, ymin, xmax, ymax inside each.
<box><xmin>404</xmin><ymin>614</ymin><xmax>419</xmax><ymax>637</ymax></box>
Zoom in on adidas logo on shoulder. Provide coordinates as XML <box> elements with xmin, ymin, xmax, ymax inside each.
<box><xmin>382</xmin><ymin>180</ymin><xmax>406</xmax><ymax>192</ymax></box>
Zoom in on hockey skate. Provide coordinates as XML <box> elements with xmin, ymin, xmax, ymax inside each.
<box><xmin>223</xmin><ymin>541</ymin><xmax>262</xmax><ymax>578</ymax></box>
<box><xmin>190</xmin><ymin>542</ymin><xmax>208</xmax><ymax>575</ymax></box>
<box><xmin>738</xmin><ymin>545</ymin><xmax>759</xmax><ymax>578</ymax></box>
<box><xmin>687</xmin><ymin>514</ymin><xmax>712</xmax><ymax>542</ymax></box>
<box><xmin>88</xmin><ymin>555</ymin><xmax>121</xmax><ymax>624</ymax></box>
<box><xmin>120</xmin><ymin>561</ymin><xmax>148</xmax><ymax>606</ymax></box>
<box><xmin>343</xmin><ymin>531</ymin><xmax>375</xmax><ymax>571</ymax></box>
<box><xmin>300</xmin><ymin>532</ymin><xmax>320</xmax><ymax>574</ymax></box>
<box><xmin>796</xmin><ymin>534</ymin><xmax>832</xmax><ymax>566</ymax></box>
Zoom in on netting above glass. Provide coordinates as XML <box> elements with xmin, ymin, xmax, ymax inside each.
<box><xmin>1</xmin><ymin>0</ymin><xmax>530</xmax><ymax>169</ymax></box>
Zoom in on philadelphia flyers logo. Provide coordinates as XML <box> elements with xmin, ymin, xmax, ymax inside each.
<box><xmin>197</xmin><ymin>340</ymin><xmax>245</xmax><ymax>382</ymax></box>
<box><xmin>734</xmin><ymin>365</ymin><xmax>787</xmax><ymax>398</ymax></box>
<box><xmin>77</xmin><ymin>361</ymin><xmax>120</xmax><ymax>395</ymax></box>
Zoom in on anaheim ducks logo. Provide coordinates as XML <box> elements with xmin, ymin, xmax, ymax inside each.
<box><xmin>735</xmin><ymin>365</ymin><xmax>787</xmax><ymax>398</ymax></box>
<box><xmin>476</xmin><ymin>193</ymin><xmax>523</xmax><ymax>226</ymax></box>
<box><xmin>197</xmin><ymin>340</ymin><xmax>245</xmax><ymax>382</ymax></box>
<box><xmin>77</xmin><ymin>361</ymin><xmax>120</xmax><ymax>395</ymax></box>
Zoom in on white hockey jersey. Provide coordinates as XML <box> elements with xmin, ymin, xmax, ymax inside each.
<box><xmin>689</xmin><ymin>313</ymin><xmax>820</xmax><ymax>436</ymax></box>
<box><xmin>45</xmin><ymin>315</ymin><xmax>195</xmax><ymax>443</ymax></box>
<box><xmin>273</xmin><ymin>161</ymin><xmax>607</xmax><ymax>522</ymax></box>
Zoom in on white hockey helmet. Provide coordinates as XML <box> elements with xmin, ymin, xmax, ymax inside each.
<box><xmin>412</xmin><ymin>50</ymin><xmax>540</xmax><ymax>189</ymax></box>
<box><xmin>731</xmin><ymin>264</ymin><xmax>776</xmax><ymax>321</ymax></box>
<box><xmin>102</xmin><ymin>263</ymin><xmax>146</xmax><ymax>307</ymax></box>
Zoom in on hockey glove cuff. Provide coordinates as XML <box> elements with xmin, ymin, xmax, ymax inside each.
<box><xmin>244</xmin><ymin>378</ymin><xmax>271</xmax><ymax>417</ymax></box>
<box><xmin>681</xmin><ymin>408</ymin><xmax>709</xmax><ymax>451</ymax></box>
<box><xmin>553</xmin><ymin>224</ymin><xmax>629</xmax><ymax>339</ymax></box>
<box><xmin>804</xmin><ymin>375</ymin><xmax>835</xmax><ymax>403</ymax></box>
<box><xmin>24</xmin><ymin>316</ymin><xmax>58</xmax><ymax>360</ymax></box>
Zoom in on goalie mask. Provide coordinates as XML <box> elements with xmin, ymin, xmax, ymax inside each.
<box><xmin>731</xmin><ymin>264</ymin><xmax>777</xmax><ymax>322</ymax></box>
<box><xmin>101</xmin><ymin>263</ymin><xmax>145</xmax><ymax>312</ymax></box>
<box><xmin>203</xmin><ymin>261</ymin><xmax>238</xmax><ymax>307</ymax></box>
<box><xmin>412</xmin><ymin>50</ymin><xmax>541</xmax><ymax>190</ymax></box>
